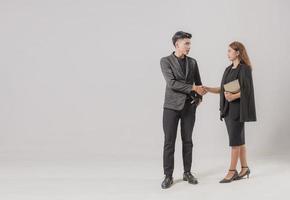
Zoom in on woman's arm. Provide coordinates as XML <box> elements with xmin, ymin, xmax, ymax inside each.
<box><xmin>204</xmin><ymin>86</ymin><xmax>221</xmax><ymax>94</ymax></box>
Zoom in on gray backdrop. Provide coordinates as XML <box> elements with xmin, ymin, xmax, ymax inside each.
<box><xmin>1</xmin><ymin>0</ymin><xmax>290</xmax><ymax>165</ymax></box>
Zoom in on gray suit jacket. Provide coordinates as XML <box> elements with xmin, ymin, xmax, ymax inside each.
<box><xmin>160</xmin><ymin>52</ymin><xmax>202</xmax><ymax>111</ymax></box>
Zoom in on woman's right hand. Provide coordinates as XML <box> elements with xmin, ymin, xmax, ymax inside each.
<box><xmin>204</xmin><ymin>86</ymin><xmax>221</xmax><ymax>94</ymax></box>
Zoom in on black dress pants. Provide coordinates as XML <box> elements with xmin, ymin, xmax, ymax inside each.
<box><xmin>162</xmin><ymin>100</ymin><xmax>197</xmax><ymax>176</ymax></box>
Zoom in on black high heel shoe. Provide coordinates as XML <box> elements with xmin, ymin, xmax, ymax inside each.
<box><xmin>219</xmin><ymin>169</ymin><xmax>239</xmax><ymax>183</ymax></box>
<box><xmin>237</xmin><ymin>166</ymin><xmax>250</xmax><ymax>180</ymax></box>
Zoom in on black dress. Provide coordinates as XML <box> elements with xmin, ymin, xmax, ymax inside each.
<box><xmin>223</xmin><ymin>66</ymin><xmax>245</xmax><ymax>146</ymax></box>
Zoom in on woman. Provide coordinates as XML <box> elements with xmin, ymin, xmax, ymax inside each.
<box><xmin>205</xmin><ymin>41</ymin><xmax>257</xmax><ymax>183</ymax></box>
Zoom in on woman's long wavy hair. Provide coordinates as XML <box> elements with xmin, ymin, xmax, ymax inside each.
<box><xmin>229</xmin><ymin>41</ymin><xmax>252</xmax><ymax>69</ymax></box>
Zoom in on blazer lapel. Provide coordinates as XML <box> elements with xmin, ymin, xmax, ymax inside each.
<box><xmin>221</xmin><ymin>66</ymin><xmax>232</xmax><ymax>86</ymax></box>
<box><xmin>169</xmin><ymin>53</ymin><xmax>186</xmax><ymax>78</ymax></box>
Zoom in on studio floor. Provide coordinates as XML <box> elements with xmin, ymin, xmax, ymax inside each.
<box><xmin>0</xmin><ymin>154</ymin><xmax>289</xmax><ymax>200</ymax></box>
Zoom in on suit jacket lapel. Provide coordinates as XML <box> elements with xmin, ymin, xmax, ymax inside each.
<box><xmin>169</xmin><ymin>53</ymin><xmax>186</xmax><ymax>79</ymax></box>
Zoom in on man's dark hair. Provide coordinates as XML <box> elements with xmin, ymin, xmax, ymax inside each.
<box><xmin>172</xmin><ymin>31</ymin><xmax>192</xmax><ymax>46</ymax></box>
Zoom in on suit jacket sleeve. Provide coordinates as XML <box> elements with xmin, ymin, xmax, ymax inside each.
<box><xmin>193</xmin><ymin>61</ymin><xmax>203</xmax><ymax>100</ymax></box>
<box><xmin>239</xmin><ymin>66</ymin><xmax>257</xmax><ymax>122</ymax></box>
<box><xmin>160</xmin><ymin>57</ymin><xmax>193</xmax><ymax>94</ymax></box>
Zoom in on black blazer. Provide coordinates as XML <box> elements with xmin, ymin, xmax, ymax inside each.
<box><xmin>220</xmin><ymin>63</ymin><xmax>257</xmax><ymax>122</ymax></box>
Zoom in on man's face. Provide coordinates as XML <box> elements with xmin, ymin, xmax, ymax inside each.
<box><xmin>175</xmin><ymin>38</ymin><xmax>191</xmax><ymax>55</ymax></box>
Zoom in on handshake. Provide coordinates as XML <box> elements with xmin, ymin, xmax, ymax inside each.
<box><xmin>192</xmin><ymin>85</ymin><xmax>208</xmax><ymax>96</ymax></box>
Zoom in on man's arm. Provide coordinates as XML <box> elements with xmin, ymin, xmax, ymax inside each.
<box><xmin>160</xmin><ymin>58</ymin><xmax>193</xmax><ymax>94</ymax></box>
<box><xmin>193</xmin><ymin>61</ymin><xmax>204</xmax><ymax>100</ymax></box>
<box><xmin>193</xmin><ymin>61</ymin><xmax>202</xmax><ymax>86</ymax></box>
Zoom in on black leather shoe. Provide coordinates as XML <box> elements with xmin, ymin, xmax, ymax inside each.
<box><xmin>183</xmin><ymin>172</ymin><xmax>198</xmax><ymax>184</ymax></box>
<box><xmin>219</xmin><ymin>169</ymin><xmax>239</xmax><ymax>183</ymax></box>
<box><xmin>161</xmin><ymin>176</ymin><xmax>173</xmax><ymax>189</ymax></box>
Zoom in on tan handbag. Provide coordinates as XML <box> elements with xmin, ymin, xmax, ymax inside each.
<box><xmin>223</xmin><ymin>79</ymin><xmax>240</xmax><ymax>93</ymax></box>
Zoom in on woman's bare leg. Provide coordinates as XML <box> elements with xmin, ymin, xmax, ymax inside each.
<box><xmin>239</xmin><ymin>144</ymin><xmax>249</xmax><ymax>175</ymax></box>
<box><xmin>224</xmin><ymin>146</ymin><xmax>240</xmax><ymax>179</ymax></box>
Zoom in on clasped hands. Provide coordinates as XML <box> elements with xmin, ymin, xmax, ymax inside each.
<box><xmin>192</xmin><ymin>85</ymin><xmax>207</xmax><ymax>96</ymax></box>
<box><xmin>192</xmin><ymin>85</ymin><xmax>239</xmax><ymax>102</ymax></box>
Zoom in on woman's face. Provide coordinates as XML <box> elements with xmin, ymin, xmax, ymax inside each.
<box><xmin>227</xmin><ymin>46</ymin><xmax>239</xmax><ymax>61</ymax></box>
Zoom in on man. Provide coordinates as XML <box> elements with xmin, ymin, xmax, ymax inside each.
<box><xmin>160</xmin><ymin>31</ymin><xmax>207</xmax><ymax>189</ymax></box>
